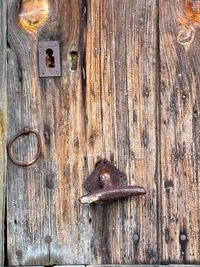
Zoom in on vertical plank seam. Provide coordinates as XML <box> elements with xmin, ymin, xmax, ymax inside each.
<box><xmin>1</xmin><ymin>0</ymin><xmax>7</xmax><ymax>266</ymax></box>
<box><xmin>156</xmin><ymin>0</ymin><xmax>162</xmax><ymax>264</ymax></box>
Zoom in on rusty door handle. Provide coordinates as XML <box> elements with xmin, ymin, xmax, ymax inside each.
<box><xmin>80</xmin><ymin>160</ymin><xmax>146</xmax><ymax>204</ymax></box>
<box><xmin>7</xmin><ymin>126</ymin><xmax>42</xmax><ymax>167</ymax></box>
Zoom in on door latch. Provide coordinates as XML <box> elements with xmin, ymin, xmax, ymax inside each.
<box><xmin>80</xmin><ymin>160</ymin><xmax>146</xmax><ymax>204</ymax></box>
<box><xmin>38</xmin><ymin>41</ymin><xmax>61</xmax><ymax>77</ymax></box>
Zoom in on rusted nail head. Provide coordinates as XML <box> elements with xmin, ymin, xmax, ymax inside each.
<box><xmin>180</xmin><ymin>234</ymin><xmax>187</xmax><ymax>241</ymax></box>
<box><xmin>45</xmin><ymin>235</ymin><xmax>52</xmax><ymax>243</ymax></box>
<box><xmin>133</xmin><ymin>233</ymin><xmax>140</xmax><ymax>241</ymax></box>
<box><xmin>16</xmin><ymin>250</ymin><xmax>22</xmax><ymax>257</ymax></box>
<box><xmin>23</xmin><ymin>126</ymin><xmax>30</xmax><ymax>134</ymax></box>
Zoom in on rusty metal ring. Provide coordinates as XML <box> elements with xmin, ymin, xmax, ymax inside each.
<box><xmin>7</xmin><ymin>126</ymin><xmax>42</xmax><ymax>167</ymax></box>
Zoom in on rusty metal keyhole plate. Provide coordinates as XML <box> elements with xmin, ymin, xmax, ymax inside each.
<box><xmin>38</xmin><ymin>41</ymin><xmax>61</xmax><ymax>77</ymax></box>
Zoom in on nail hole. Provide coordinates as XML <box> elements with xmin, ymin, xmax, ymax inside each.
<box><xmin>46</xmin><ymin>48</ymin><xmax>55</xmax><ymax>68</ymax></box>
<box><xmin>47</xmin><ymin>174</ymin><xmax>53</xmax><ymax>190</ymax></box>
<box><xmin>89</xmin><ymin>217</ymin><xmax>92</xmax><ymax>224</ymax></box>
<box><xmin>70</xmin><ymin>51</ymin><xmax>78</xmax><ymax>70</ymax></box>
<box><xmin>193</xmin><ymin>109</ymin><xmax>198</xmax><ymax>116</ymax></box>
<box><xmin>16</xmin><ymin>250</ymin><xmax>22</xmax><ymax>257</ymax></box>
<box><xmin>45</xmin><ymin>235</ymin><xmax>52</xmax><ymax>243</ymax></box>
<box><xmin>14</xmin><ymin>219</ymin><xmax>18</xmax><ymax>225</ymax></box>
<box><xmin>179</xmin><ymin>232</ymin><xmax>187</xmax><ymax>254</ymax></box>
<box><xmin>182</xmin><ymin>94</ymin><xmax>187</xmax><ymax>100</ymax></box>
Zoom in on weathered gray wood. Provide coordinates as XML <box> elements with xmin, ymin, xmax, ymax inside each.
<box><xmin>13</xmin><ymin>266</ymin><xmax>191</xmax><ymax>267</ymax></box>
<box><xmin>4</xmin><ymin>266</ymin><xmax>200</xmax><ymax>267</ymax></box>
<box><xmin>0</xmin><ymin>0</ymin><xmax>7</xmax><ymax>266</ymax></box>
<box><xmin>7</xmin><ymin>266</ymin><xmax>200</xmax><ymax>267</ymax></box>
<box><xmin>57</xmin><ymin>266</ymin><xmax>85</xmax><ymax>267</ymax></box>
<box><xmin>160</xmin><ymin>0</ymin><xmax>200</xmax><ymax>264</ymax></box>
<box><xmin>7</xmin><ymin>0</ymin><xmax>49</xmax><ymax>265</ymax></box>
<box><xmin>87</xmin><ymin>266</ymin><xmax>200</xmax><ymax>267</ymax></box>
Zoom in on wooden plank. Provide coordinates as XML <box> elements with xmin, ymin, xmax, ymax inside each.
<box><xmin>0</xmin><ymin>0</ymin><xmax>7</xmax><ymax>266</ymax></box>
<box><xmin>160</xmin><ymin>0</ymin><xmax>200</xmax><ymax>264</ymax></box>
<box><xmin>48</xmin><ymin>0</ymin><xmax>90</xmax><ymax>264</ymax></box>
<box><xmin>7</xmin><ymin>0</ymin><xmax>159</xmax><ymax>265</ymax></box>
<box><xmin>21</xmin><ymin>266</ymin><xmax>196</xmax><ymax>267</ymax></box>
<box><xmin>50</xmin><ymin>0</ymin><xmax>159</xmax><ymax>265</ymax></box>
<box><xmin>7</xmin><ymin>0</ymin><xmax>50</xmax><ymax>265</ymax></box>
<box><xmin>87</xmin><ymin>264</ymin><xmax>199</xmax><ymax>267</ymax></box>
<box><xmin>7</xmin><ymin>0</ymin><xmax>87</xmax><ymax>265</ymax></box>
<box><xmin>6</xmin><ymin>266</ymin><xmax>200</xmax><ymax>267</ymax></box>
<box><xmin>4</xmin><ymin>266</ymin><xmax>200</xmax><ymax>267</ymax></box>
<box><xmin>58</xmin><ymin>266</ymin><xmax>85</xmax><ymax>267</ymax></box>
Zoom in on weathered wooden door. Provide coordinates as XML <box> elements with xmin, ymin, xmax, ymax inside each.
<box><xmin>0</xmin><ymin>0</ymin><xmax>200</xmax><ymax>266</ymax></box>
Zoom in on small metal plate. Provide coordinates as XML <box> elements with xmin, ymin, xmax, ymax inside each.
<box><xmin>38</xmin><ymin>41</ymin><xmax>61</xmax><ymax>77</ymax></box>
<box><xmin>83</xmin><ymin>160</ymin><xmax>127</xmax><ymax>193</ymax></box>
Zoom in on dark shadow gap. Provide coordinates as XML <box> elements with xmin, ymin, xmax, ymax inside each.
<box><xmin>4</xmin><ymin>196</ymin><xmax>8</xmax><ymax>266</ymax></box>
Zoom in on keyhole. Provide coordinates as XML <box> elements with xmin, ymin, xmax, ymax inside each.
<box><xmin>70</xmin><ymin>51</ymin><xmax>78</xmax><ymax>70</ymax></box>
<box><xmin>46</xmin><ymin>48</ymin><xmax>55</xmax><ymax>68</ymax></box>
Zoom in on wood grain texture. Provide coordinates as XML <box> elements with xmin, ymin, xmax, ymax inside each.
<box><xmin>50</xmin><ymin>0</ymin><xmax>159</xmax><ymax>265</ymax></box>
<box><xmin>5</xmin><ymin>0</ymin><xmax>200</xmax><ymax>266</ymax></box>
<box><xmin>87</xmin><ymin>266</ymin><xmax>198</xmax><ymax>267</ymax></box>
<box><xmin>7</xmin><ymin>0</ymin><xmax>50</xmax><ymax>265</ymax></box>
<box><xmin>7</xmin><ymin>0</ymin><xmax>159</xmax><ymax>265</ymax></box>
<box><xmin>5</xmin><ymin>266</ymin><xmax>200</xmax><ymax>267</ymax></box>
<box><xmin>0</xmin><ymin>0</ymin><xmax>7</xmax><ymax>266</ymax></box>
<box><xmin>57</xmin><ymin>266</ymin><xmax>85</xmax><ymax>267</ymax></box>
<box><xmin>4</xmin><ymin>266</ymin><xmax>199</xmax><ymax>267</ymax></box>
<box><xmin>159</xmin><ymin>0</ymin><xmax>200</xmax><ymax>264</ymax></box>
<box><xmin>7</xmin><ymin>0</ymin><xmax>87</xmax><ymax>265</ymax></box>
